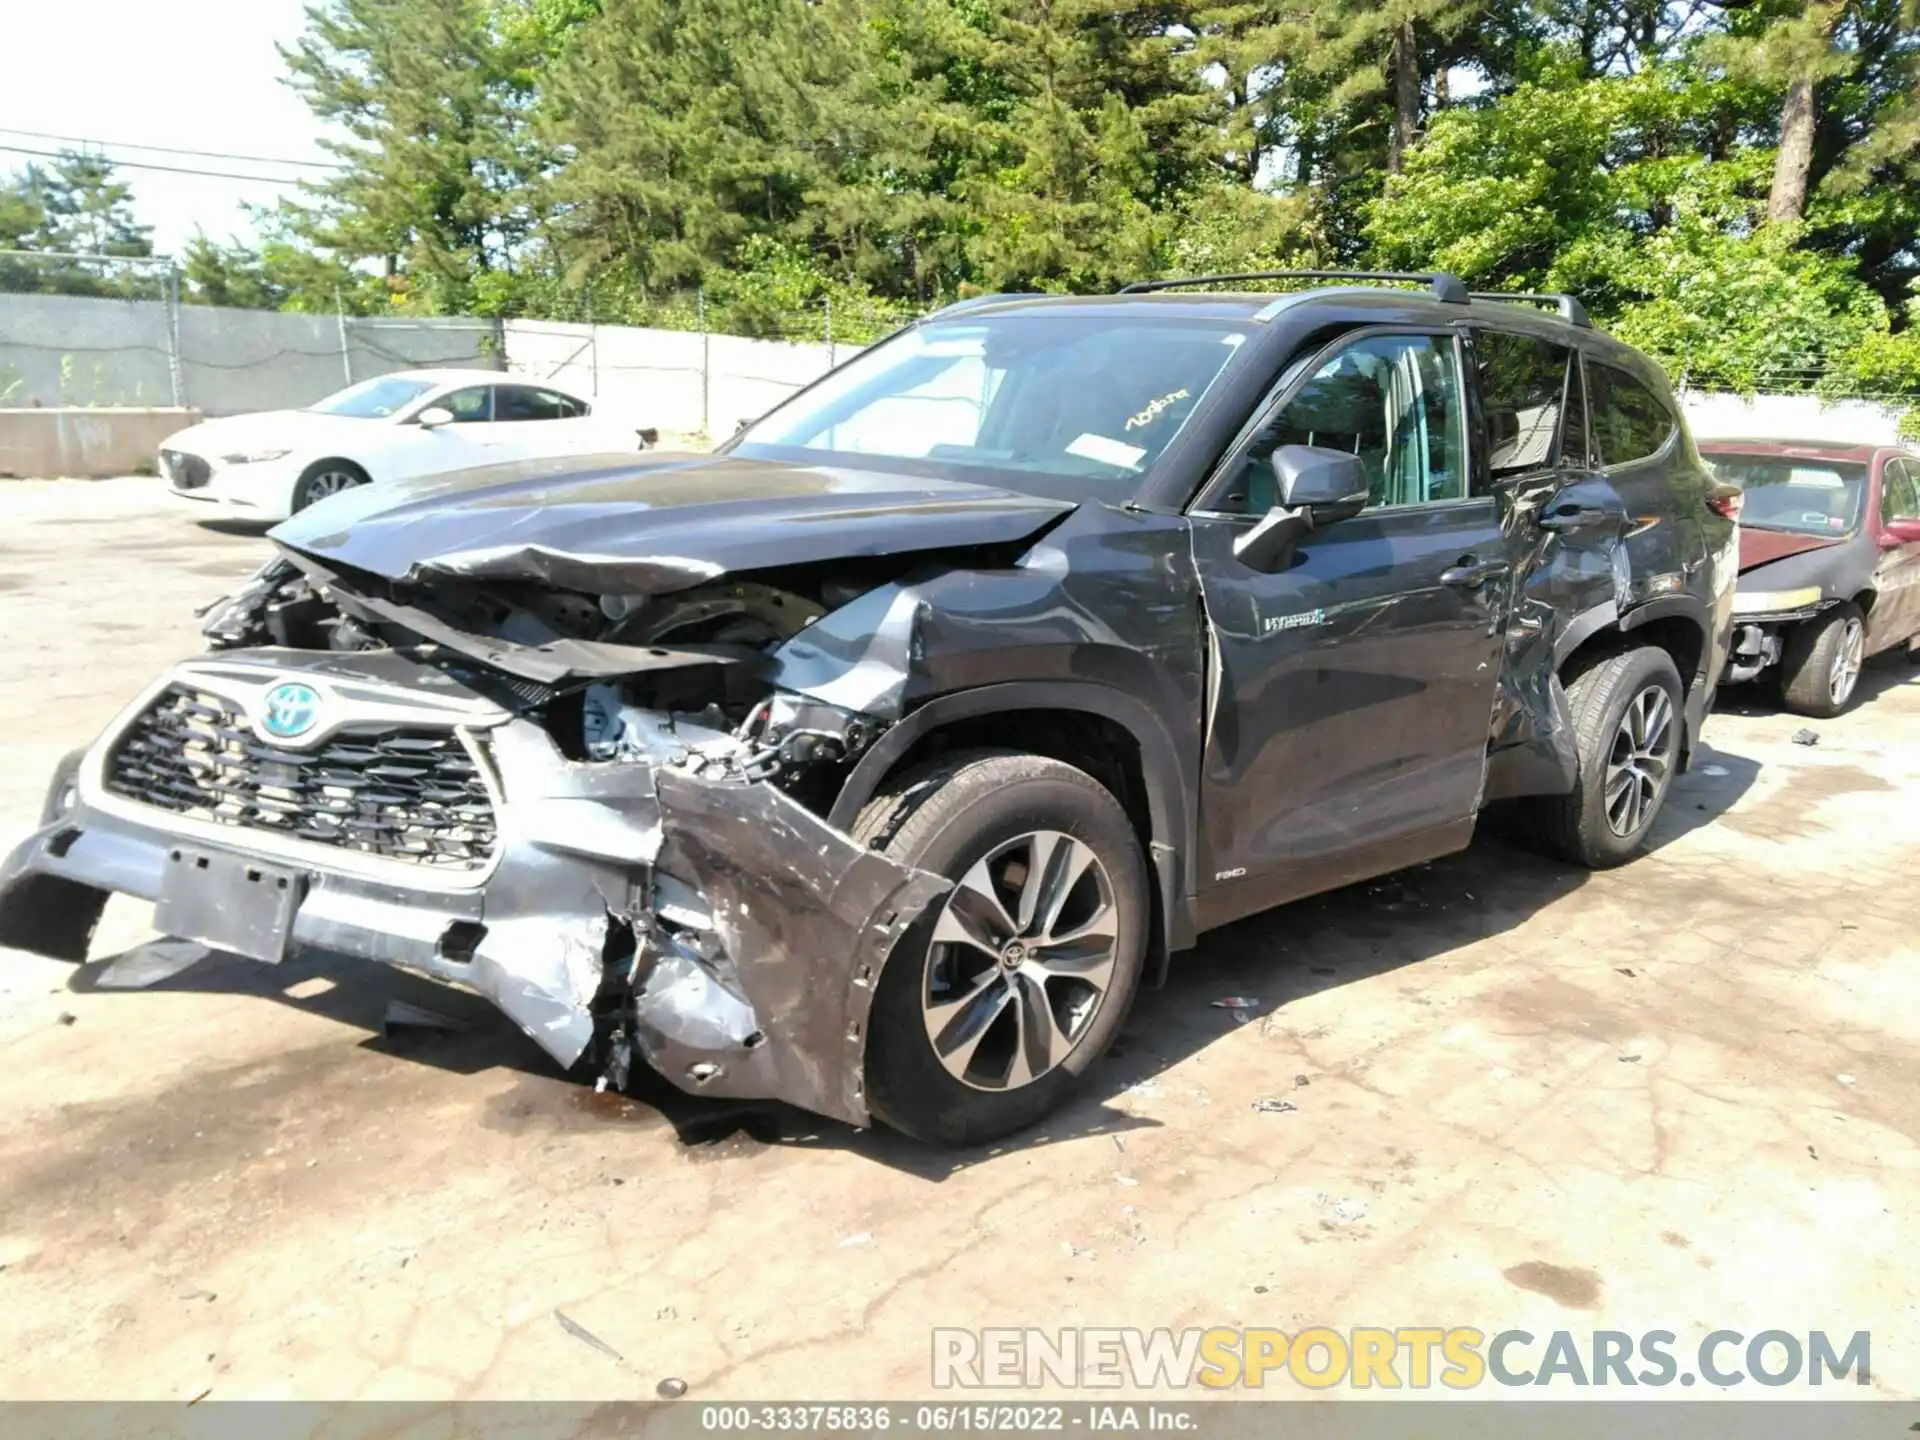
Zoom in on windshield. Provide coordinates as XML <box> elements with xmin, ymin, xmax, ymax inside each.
<box><xmin>732</xmin><ymin>314</ymin><xmax>1253</xmax><ymax>500</ymax></box>
<box><xmin>310</xmin><ymin>375</ymin><xmax>437</xmax><ymax>419</ymax></box>
<box><xmin>1704</xmin><ymin>454</ymin><xmax>1868</xmax><ymax>535</ymax></box>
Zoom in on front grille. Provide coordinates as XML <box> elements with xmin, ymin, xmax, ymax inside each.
<box><xmin>160</xmin><ymin>450</ymin><xmax>210</xmax><ymax>490</ymax></box>
<box><xmin>104</xmin><ymin>685</ymin><xmax>497</xmax><ymax>871</ymax></box>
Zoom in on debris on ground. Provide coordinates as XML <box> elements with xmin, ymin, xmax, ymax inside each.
<box><xmin>1111</xmin><ymin>1134</ymin><xmax>1126</xmax><ymax>1153</ymax></box>
<box><xmin>1837</xmin><ymin>1074</ymin><xmax>1857</xmax><ymax>1087</ymax></box>
<box><xmin>1320</xmin><ymin>1196</ymin><xmax>1368</xmax><ymax>1224</ymax></box>
<box><xmin>178</xmin><ymin>1288</ymin><xmax>216</xmax><ymax>1303</ymax></box>
<box><xmin>54</xmin><ymin>1012</ymin><xmax>76</xmax><ymax>1027</ymax></box>
<box><xmin>839</xmin><ymin>1232</ymin><xmax>872</xmax><ymax>1248</ymax></box>
<box><xmin>1212</xmin><ymin>998</ymin><xmax>1260</xmax><ymax>1024</ymax></box>
<box><xmin>1616</xmin><ymin>967</ymin><xmax>1636</xmax><ymax>978</ymax></box>
<box><xmin>1698</xmin><ymin>764</ymin><xmax>1730</xmax><ymax>777</ymax></box>
<box><xmin>1792</xmin><ymin>729</ymin><xmax>1821</xmax><ymax>747</ymax></box>
<box><xmin>1294</xmin><ymin>1074</ymin><xmax>1310</xmax><ymax>1088</ymax></box>
<box><xmin>554</xmin><ymin>1309</ymin><xmax>623</xmax><ymax>1363</ymax></box>
<box><xmin>1117</xmin><ymin>1175</ymin><xmax>1140</xmax><ymax>1187</ymax></box>
<box><xmin>657</xmin><ymin>1378</ymin><xmax>688</xmax><ymax>1400</ymax></box>
<box><xmin>1619</xmin><ymin>1054</ymin><xmax>1643</xmax><ymax>1064</ymax></box>
<box><xmin>1252</xmin><ymin>1098</ymin><xmax>1298</xmax><ymax>1114</ymax></box>
<box><xmin>383</xmin><ymin>999</ymin><xmax>472</xmax><ymax>1035</ymax></box>
<box><xmin>1808</xmin><ymin>1145</ymin><xmax>1818</xmax><ymax>1160</ymax></box>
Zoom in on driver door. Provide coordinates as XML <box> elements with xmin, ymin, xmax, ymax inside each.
<box><xmin>1186</xmin><ymin>328</ymin><xmax>1512</xmax><ymax>928</ymax></box>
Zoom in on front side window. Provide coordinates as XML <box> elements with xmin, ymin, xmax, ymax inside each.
<box><xmin>1475</xmin><ymin>330</ymin><xmax>1573</xmax><ymax>478</ymax></box>
<box><xmin>1704</xmin><ymin>452</ymin><xmax>1868</xmax><ymax>536</ymax></box>
<box><xmin>733</xmin><ymin>314</ymin><xmax>1253</xmax><ymax>502</ymax></box>
<box><xmin>1223</xmin><ymin>334</ymin><xmax>1468</xmax><ymax>514</ymax></box>
<box><xmin>438</xmin><ymin>387</ymin><xmax>492</xmax><ymax>423</ymax></box>
<box><xmin>309</xmin><ymin>375</ymin><xmax>435</xmax><ymax>419</ymax></box>
<box><xmin>1884</xmin><ymin>458</ymin><xmax>1920</xmax><ymax>522</ymax></box>
<box><xmin>1587</xmin><ymin>362</ymin><xmax>1675</xmax><ymax>466</ymax></box>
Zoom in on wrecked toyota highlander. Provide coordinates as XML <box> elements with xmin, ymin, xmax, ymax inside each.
<box><xmin>0</xmin><ymin>273</ymin><xmax>1736</xmax><ymax>1145</ymax></box>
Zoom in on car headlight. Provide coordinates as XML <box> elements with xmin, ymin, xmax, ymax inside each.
<box><xmin>1733</xmin><ymin>586</ymin><xmax>1822</xmax><ymax>615</ymax></box>
<box><xmin>220</xmin><ymin>448</ymin><xmax>293</xmax><ymax>465</ymax></box>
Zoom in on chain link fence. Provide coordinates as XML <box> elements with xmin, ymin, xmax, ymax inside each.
<box><xmin>0</xmin><ymin>254</ymin><xmax>927</xmax><ymax>436</ymax></box>
<box><xmin>4</xmin><ymin>253</ymin><xmax>1906</xmax><ymax>444</ymax></box>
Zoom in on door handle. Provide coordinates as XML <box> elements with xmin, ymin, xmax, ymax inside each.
<box><xmin>1439</xmin><ymin>557</ymin><xmax>1510</xmax><ymax>589</ymax></box>
<box><xmin>1538</xmin><ymin>502</ymin><xmax>1611</xmax><ymax>532</ymax></box>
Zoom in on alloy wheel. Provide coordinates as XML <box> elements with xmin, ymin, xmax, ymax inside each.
<box><xmin>1604</xmin><ymin>683</ymin><xmax>1675</xmax><ymax>838</ymax></box>
<box><xmin>921</xmin><ymin>830</ymin><xmax>1119</xmax><ymax>1092</ymax></box>
<box><xmin>1829</xmin><ymin>617</ymin><xmax>1865</xmax><ymax>708</ymax></box>
<box><xmin>302</xmin><ymin>469</ymin><xmax>363</xmax><ymax>504</ymax></box>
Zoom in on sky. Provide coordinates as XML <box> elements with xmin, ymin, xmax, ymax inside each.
<box><xmin>4</xmin><ymin>0</ymin><xmax>338</xmax><ymax>255</ymax></box>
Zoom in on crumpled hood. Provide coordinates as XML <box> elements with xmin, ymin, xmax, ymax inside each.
<box><xmin>269</xmin><ymin>451</ymin><xmax>1077</xmax><ymax>594</ymax></box>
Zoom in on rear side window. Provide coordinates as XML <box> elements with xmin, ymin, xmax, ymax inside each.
<box><xmin>496</xmin><ymin>384</ymin><xmax>586</xmax><ymax>421</ymax></box>
<box><xmin>1587</xmin><ymin>362</ymin><xmax>1675</xmax><ymax>466</ymax></box>
<box><xmin>1474</xmin><ymin>330</ymin><xmax>1573</xmax><ymax>478</ymax></box>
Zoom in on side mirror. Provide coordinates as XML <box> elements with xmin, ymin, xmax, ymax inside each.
<box><xmin>416</xmin><ymin>406</ymin><xmax>455</xmax><ymax>429</ymax></box>
<box><xmin>1233</xmin><ymin>444</ymin><xmax>1370</xmax><ymax>569</ymax></box>
<box><xmin>1880</xmin><ymin>518</ymin><xmax>1920</xmax><ymax>547</ymax></box>
<box><xmin>1275</xmin><ymin>444</ymin><xmax>1371</xmax><ymax>519</ymax></box>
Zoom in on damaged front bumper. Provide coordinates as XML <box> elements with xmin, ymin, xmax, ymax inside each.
<box><xmin>0</xmin><ymin>652</ymin><xmax>947</xmax><ymax>1128</ymax></box>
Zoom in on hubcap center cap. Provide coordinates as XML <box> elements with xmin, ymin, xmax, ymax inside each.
<box><xmin>1000</xmin><ymin>941</ymin><xmax>1027</xmax><ymax>969</ymax></box>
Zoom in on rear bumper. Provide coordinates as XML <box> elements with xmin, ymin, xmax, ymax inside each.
<box><xmin>0</xmin><ymin>654</ymin><xmax>946</xmax><ymax>1127</ymax></box>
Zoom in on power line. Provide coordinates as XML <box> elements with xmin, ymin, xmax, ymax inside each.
<box><xmin>0</xmin><ymin>143</ymin><xmax>320</xmax><ymax>186</ymax></box>
<box><xmin>0</xmin><ymin>126</ymin><xmax>345</xmax><ymax>170</ymax></box>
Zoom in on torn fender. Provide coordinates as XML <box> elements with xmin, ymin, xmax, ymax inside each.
<box><xmin>643</xmin><ymin>769</ymin><xmax>950</xmax><ymax>1127</ymax></box>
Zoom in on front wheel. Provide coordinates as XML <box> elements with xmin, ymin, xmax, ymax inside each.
<box><xmin>854</xmin><ymin>750</ymin><xmax>1149</xmax><ymax>1146</ymax></box>
<box><xmin>292</xmin><ymin>460</ymin><xmax>369</xmax><ymax>512</ymax></box>
<box><xmin>1780</xmin><ymin>603</ymin><xmax>1866</xmax><ymax>717</ymax></box>
<box><xmin>1522</xmin><ymin>646</ymin><xmax>1684</xmax><ymax>869</ymax></box>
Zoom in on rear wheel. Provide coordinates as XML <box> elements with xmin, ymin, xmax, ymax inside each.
<box><xmin>854</xmin><ymin>750</ymin><xmax>1148</xmax><ymax>1146</ymax></box>
<box><xmin>1522</xmin><ymin>646</ymin><xmax>1683</xmax><ymax>869</ymax></box>
<box><xmin>1780</xmin><ymin>603</ymin><xmax>1866</xmax><ymax>717</ymax></box>
<box><xmin>292</xmin><ymin>460</ymin><xmax>369</xmax><ymax>512</ymax></box>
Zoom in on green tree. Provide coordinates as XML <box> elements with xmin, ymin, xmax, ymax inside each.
<box><xmin>280</xmin><ymin>0</ymin><xmax>549</xmax><ymax>314</ymax></box>
<box><xmin>181</xmin><ymin>234</ymin><xmax>292</xmax><ymax>310</ymax></box>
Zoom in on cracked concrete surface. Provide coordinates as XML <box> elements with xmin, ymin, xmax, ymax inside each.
<box><xmin>0</xmin><ymin>479</ymin><xmax>1915</xmax><ymax>1401</ymax></box>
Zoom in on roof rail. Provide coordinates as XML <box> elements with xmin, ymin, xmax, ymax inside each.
<box><xmin>1117</xmin><ymin>269</ymin><xmax>1471</xmax><ymax>305</ymax></box>
<box><xmin>1468</xmin><ymin>291</ymin><xmax>1592</xmax><ymax>329</ymax></box>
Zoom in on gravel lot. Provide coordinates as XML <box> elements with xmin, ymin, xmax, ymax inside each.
<box><xmin>0</xmin><ymin>477</ymin><xmax>1915</xmax><ymax>1403</ymax></box>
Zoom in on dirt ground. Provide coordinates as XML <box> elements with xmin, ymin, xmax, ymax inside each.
<box><xmin>0</xmin><ymin>477</ymin><xmax>1915</xmax><ymax>1403</ymax></box>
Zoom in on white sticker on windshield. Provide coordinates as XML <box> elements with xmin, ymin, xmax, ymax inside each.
<box><xmin>1066</xmin><ymin>433</ymin><xmax>1147</xmax><ymax>469</ymax></box>
<box><xmin>1788</xmin><ymin>468</ymin><xmax>1846</xmax><ymax>488</ymax></box>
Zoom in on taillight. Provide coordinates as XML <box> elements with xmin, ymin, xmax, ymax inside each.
<box><xmin>1707</xmin><ymin>484</ymin><xmax>1744</xmax><ymax>522</ymax></box>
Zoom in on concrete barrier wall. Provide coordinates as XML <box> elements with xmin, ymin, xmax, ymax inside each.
<box><xmin>0</xmin><ymin>408</ymin><xmax>199</xmax><ymax>479</ymax></box>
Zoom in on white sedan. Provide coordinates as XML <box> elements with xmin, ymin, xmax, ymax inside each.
<box><xmin>158</xmin><ymin>368</ymin><xmax>653</xmax><ymax>521</ymax></box>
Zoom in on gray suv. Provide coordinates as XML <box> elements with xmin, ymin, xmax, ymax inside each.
<box><xmin>0</xmin><ymin>271</ymin><xmax>1737</xmax><ymax>1145</ymax></box>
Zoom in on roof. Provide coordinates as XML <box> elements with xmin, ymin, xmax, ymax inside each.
<box><xmin>385</xmin><ymin>367</ymin><xmax>524</xmax><ymax>386</ymax></box>
<box><xmin>1695</xmin><ymin>439</ymin><xmax>1892</xmax><ymax>463</ymax></box>
<box><xmin>941</xmin><ymin>286</ymin><xmax>1632</xmax><ymax>353</ymax></box>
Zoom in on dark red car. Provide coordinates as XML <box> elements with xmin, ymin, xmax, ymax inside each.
<box><xmin>1701</xmin><ymin>440</ymin><xmax>1920</xmax><ymax>715</ymax></box>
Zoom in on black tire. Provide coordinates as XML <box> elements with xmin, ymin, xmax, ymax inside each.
<box><xmin>854</xmin><ymin>749</ymin><xmax>1149</xmax><ymax>1146</ymax></box>
<box><xmin>1779</xmin><ymin>602</ymin><xmax>1867</xmax><ymax>717</ymax></box>
<box><xmin>1521</xmin><ymin>646</ymin><xmax>1684</xmax><ymax>869</ymax></box>
<box><xmin>292</xmin><ymin>459</ymin><xmax>370</xmax><ymax>512</ymax></box>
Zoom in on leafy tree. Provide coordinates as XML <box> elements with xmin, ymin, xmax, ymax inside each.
<box><xmin>181</xmin><ymin>234</ymin><xmax>292</xmax><ymax>310</ymax></box>
<box><xmin>279</xmin><ymin>0</ymin><xmax>550</xmax><ymax>314</ymax></box>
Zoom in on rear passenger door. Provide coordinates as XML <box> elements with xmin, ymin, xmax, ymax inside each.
<box><xmin>489</xmin><ymin>383</ymin><xmax>604</xmax><ymax>460</ymax></box>
<box><xmin>1468</xmin><ymin>329</ymin><xmax>1627</xmax><ymax>767</ymax></box>
<box><xmin>1186</xmin><ymin>328</ymin><xmax>1514</xmax><ymax>926</ymax></box>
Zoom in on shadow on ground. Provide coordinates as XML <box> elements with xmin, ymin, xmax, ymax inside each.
<box><xmin>63</xmin><ymin>740</ymin><xmax>1760</xmax><ymax>1181</ymax></box>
